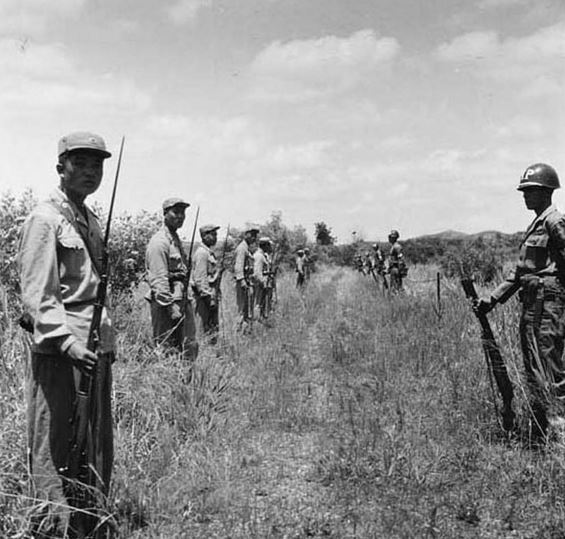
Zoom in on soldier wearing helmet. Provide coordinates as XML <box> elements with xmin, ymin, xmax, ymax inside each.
<box><xmin>477</xmin><ymin>163</ymin><xmax>565</xmax><ymax>444</ymax></box>
<box><xmin>387</xmin><ymin>229</ymin><xmax>407</xmax><ymax>292</ymax></box>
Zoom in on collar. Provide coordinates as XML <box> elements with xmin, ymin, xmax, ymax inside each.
<box><xmin>524</xmin><ymin>204</ymin><xmax>557</xmax><ymax>238</ymax></box>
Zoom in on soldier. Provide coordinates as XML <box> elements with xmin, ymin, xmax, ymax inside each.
<box><xmin>266</xmin><ymin>239</ymin><xmax>278</xmax><ymax>312</ymax></box>
<box><xmin>387</xmin><ymin>229</ymin><xmax>407</xmax><ymax>292</ymax></box>
<box><xmin>18</xmin><ymin>132</ymin><xmax>115</xmax><ymax>536</ymax></box>
<box><xmin>253</xmin><ymin>237</ymin><xmax>272</xmax><ymax>322</ymax></box>
<box><xmin>296</xmin><ymin>249</ymin><xmax>306</xmax><ymax>288</ymax></box>
<box><xmin>372</xmin><ymin>243</ymin><xmax>385</xmax><ymax>275</ymax></box>
<box><xmin>477</xmin><ymin>164</ymin><xmax>565</xmax><ymax>443</ymax></box>
<box><xmin>304</xmin><ymin>247</ymin><xmax>312</xmax><ymax>281</ymax></box>
<box><xmin>234</xmin><ymin>224</ymin><xmax>259</xmax><ymax>332</ymax></box>
<box><xmin>193</xmin><ymin>224</ymin><xmax>221</xmax><ymax>343</ymax></box>
<box><xmin>145</xmin><ymin>198</ymin><xmax>198</xmax><ymax>360</ymax></box>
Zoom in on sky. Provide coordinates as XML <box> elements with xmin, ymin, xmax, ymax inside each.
<box><xmin>1</xmin><ymin>0</ymin><xmax>565</xmax><ymax>242</ymax></box>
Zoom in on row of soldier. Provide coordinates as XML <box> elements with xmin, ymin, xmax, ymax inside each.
<box><xmin>353</xmin><ymin>229</ymin><xmax>408</xmax><ymax>292</ymax></box>
<box><xmin>16</xmin><ymin>132</ymin><xmax>317</xmax><ymax>537</ymax></box>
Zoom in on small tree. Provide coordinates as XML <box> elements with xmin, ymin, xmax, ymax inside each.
<box><xmin>315</xmin><ymin>221</ymin><xmax>335</xmax><ymax>246</ymax></box>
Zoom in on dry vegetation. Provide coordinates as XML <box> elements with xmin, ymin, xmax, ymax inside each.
<box><xmin>2</xmin><ymin>265</ymin><xmax>565</xmax><ymax>538</ymax></box>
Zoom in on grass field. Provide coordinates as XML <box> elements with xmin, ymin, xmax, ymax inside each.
<box><xmin>2</xmin><ymin>265</ymin><xmax>565</xmax><ymax>538</ymax></box>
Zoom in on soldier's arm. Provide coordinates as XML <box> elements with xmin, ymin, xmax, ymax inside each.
<box><xmin>18</xmin><ymin>210</ymin><xmax>78</xmax><ymax>353</ymax></box>
<box><xmin>547</xmin><ymin>214</ymin><xmax>565</xmax><ymax>271</ymax></box>
<box><xmin>146</xmin><ymin>236</ymin><xmax>174</xmax><ymax>306</ymax></box>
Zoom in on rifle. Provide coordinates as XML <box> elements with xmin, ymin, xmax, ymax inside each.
<box><xmin>66</xmin><ymin>136</ymin><xmax>125</xmax><ymax>522</ymax></box>
<box><xmin>184</xmin><ymin>206</ymin><xmax>200</xmax><ymax>298</ymax></box>
<box><xmin>461</xmin><ymin>278</ymin><xmax>515</xmax><ymax>432</ymax></box>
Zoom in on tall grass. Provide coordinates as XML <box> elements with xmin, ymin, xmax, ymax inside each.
<box><xmin>2</xmin><ymin>266</ymin><xmax>565</xmax><ymax>537</ymax></box>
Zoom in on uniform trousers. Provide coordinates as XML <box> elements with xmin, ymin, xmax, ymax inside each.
<box><xmin>27</xmin><ymin>351</ymin><xmax>113</xmax><ymax>538</ymax></box>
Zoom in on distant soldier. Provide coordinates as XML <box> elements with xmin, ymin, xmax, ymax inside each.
<box><xmin>254</xmin><ymin>236</ymin><xmax>272</xmax><ymax>322</ymax></box>
<box><xmin>372</xmin><ymin>243</ymin><xmax>385</xmax><ymax>275</ymax></box>
<box><xmin>18</xmin><ymin>132</ymin><xmax>115</xmax><ymax>536</ymax></box>
<box><xmin>296</xmin><ymin>249</ymin><xmax>306</xmax><ymax>288</ymax></box>
<box><xmin>145</xmin><ymin>198</ymin><xmax>198</xmax><ymax>360</ymax></box>
<box><xmin>304</xmin><ymin>247</ymin><xmax>312</xmax><ymax>281</ymax></box>
<box><xmin>387</xmin><ymin>229</ymin><xmax>407</xmax><ymax>292</ymax></box>
<box><xmin>354</xmin><ymin>254</ymin><xmax>364</xmax><ymax>273</ymax></box>
<box><xmin>477</xmin><ymin>164</ymin><xmax>565</xmax><ymax>444</ymax></box>
<box><xmin>266</xmin><ymin>239</ymin><xmax>278</xmax><ymax>312</ymax></box>
<box><xmin>234</xmin><ymin>224</ymin><xmax>259</xmax><ymax>332</ymax></box>
<box><xmin>193</xmin><ymin>224</ymin><xmax>221</xmax><ymax>343</ymax></box>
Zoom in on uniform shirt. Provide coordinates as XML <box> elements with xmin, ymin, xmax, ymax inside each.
<box><xmin>389</xmin><ymin>242</ymin><xmax>403</xmax><ymax>265</ymax></box>
<box><xmin>145</xmin><ymin>226</ymin><xmax>188</xmax><ymax>306</ymax></box>
<box><xmin>253</xmin><ymin>248</ymin><xmax>270</xmax><ymax>286</ymax></box>
<box><xmin>18</xmin><ymin>188</ymin><xmax>114</xmax><ymax>354</ymax></box>
<box><xmin>193</xmin><ymin>244</ymin><xmax>218</xmax><ymax>297</ymax></box>
<box><xmin>234</xmin><ymin>240</ymin><xmax>253</xmax><ymax>282</ymax></box>
<box><xmin>296</xmin><ymin>256</ymin><xmax>305</xmax><ymax>274</ymax></box>
<box><xmin>493</xmin><ymin>205</ymin><xmax>565</xmax><ymax>303</ymax></box>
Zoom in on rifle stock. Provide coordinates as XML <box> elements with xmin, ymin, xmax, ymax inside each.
<box><xmin>461</xmin><ymin>278</ymin><xmax>514</xmax><ymax>431</ymax></box>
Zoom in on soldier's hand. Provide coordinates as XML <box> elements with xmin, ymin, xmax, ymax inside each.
<box><xmin>169</xmin><ymin>303</ymin><xmax>183</xmax><ymax>321</ymax></box>
<box><xmin>240</xmin><ymin>280</ymin><xmax>248</xmax><ymax>290</ymax></box>
<box><xmin>474</xmin><ymin>297</ymin><xmax>494</xmax><ymax>315</ymax></box>
<box><xmin>66</xmin><ymin>342</ymin><xmax>97</xmax><ymax>374</ymax></box>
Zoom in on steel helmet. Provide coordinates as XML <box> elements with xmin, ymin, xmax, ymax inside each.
<box><xmin>389</xmin><ymin>229</ymin><xmax>400</xmax><ymax>238</ymax></box>
<box><xmin>517</xmin><ymin>163</ymin><xmax>560</xmax><ymax>191</ymax></box>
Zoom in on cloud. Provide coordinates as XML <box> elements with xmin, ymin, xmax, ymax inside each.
<box><xmin>249</xmin><ymin>29</ymin><xmax>400</xmax><ymax>102</ymax></box>
<box><xmin>0</xmin><ymin>0</ymin><xmax>86</xmax><ymax>37</ymax></box>
<box><xmin>166</xmin><ymin>0</ymin><xmax>213</xmax><ymax>25</ymax></box>
<box><xmin>477</xmin><ymin>0</ymin><xmax>529</xmax><ymax>8</ymax></box>
<box><xmin>0</xmin><ymin>38</ymin><xmax>150</xmax><ymax>115</ymax></box>
<box><xmin>435</xmin><ymin>22</ymin><xmax>565</xmax><ymax>97</ymax></box>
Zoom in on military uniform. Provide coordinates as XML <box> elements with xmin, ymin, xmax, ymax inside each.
<box><xmin>234</xmin><ymin>227</ymin><xmax>258</xmax><ymax>331</ymax></box>
<box><xmin>491</xmin><ymin>204</ymin><xmax>565</xmax><ymax>436</ymax></box>
<box><xmin>193</xmin><ymin>224</ymin><xmax>220</xmax><ymax>342</ymax></box>
<box><xmin>145</xmin><ymin>203</ymin><xmax>198</xmax><ymax>360</ymax></box>
<box><xmin>387</xmin><ymin>231</ymin><xmax>406</xmax><ymax>292</ymax></box>
<box><xmin>296</xmin><ymin>250</ymin><xmax>306</xmax><ymax>288</ymax></box>
<box><xmin>253</xmin><ymin>238</ymin><xmax>272</xmax><ymax>320</ymax></box>
<box><xmin>481</xmin><ymin>163</ymin><xmax>565</xmax><ymax>441</ymax></box>
<box><xmin>18</xmin><ymin>133</ymin><xmax>114</xmax><ymax>536</ymax></box>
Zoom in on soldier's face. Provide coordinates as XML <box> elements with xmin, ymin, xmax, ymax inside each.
<box><xmin>522</xmin><ymin>187</ymin><xmax>551</xmax><ymax>211</ymax></box>
<box><xmin>58</xmin><ymin>150</ymin><xmax>104</xmax><ymax>199</ymax></box>
<box><xmin>203</xmin><ymin>230</ymin><xmax>217</xmax><ymax>247</ymax></box>
<box><xmin>164</xmin><ymin>206</ymin><xmax>186</xmax><ymax>230</ymax></box>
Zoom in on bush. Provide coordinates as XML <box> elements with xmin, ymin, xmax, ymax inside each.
<box><xmin>440</xmin><ymin>238</ymin><xmax>503</xmax><ymax>283</ymax></box>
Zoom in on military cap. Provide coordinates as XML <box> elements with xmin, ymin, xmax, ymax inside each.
<box><xmin>162</xmin><ymin>197</ymin><xmax>190</xmax><ymax>211</ymax></box>
<box><xmin>245</xmin><ymin>224</ymin><xmax>261</xmax><ymax>233</ymax></box>
<box><xmin>58</xmin><ymin>132</ymin><xmax>112</xmax><ymax>158</ymax></box>
<box><xmin>297</xmin><ymin>249</ymin><xmax>304</xmax><ymax>254</ymax></box>
<box><xmin>304</xmin><ymin>247</ymin><xmax>310</xmax><ymax>253</ymax></box>
<box><xmin>259</xmin><ymin>236</ymin><xmax>271</xmax><ymax>244</ymax></box>
<box><xmin>200</xmin><ymin>224</ymin><xmax>220</xmax><ymax>235</ymax></box>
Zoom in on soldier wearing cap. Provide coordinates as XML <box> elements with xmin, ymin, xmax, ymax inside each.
<box><xmin>387</xmin><ymin>229</ymin><xmax>406</xmax><ymax>292</ymax></box>
<box><xmin>18</xmin><ymin>132</ymin><xmax>115</xmax><ymax>536</ymax></box>
<box><xmin>304</xmin><ymin>247</ymin><xmax>312</xmax><ymax>282</ymax></box>
<box><xmin>234</xmin><ymin>224</ymin><xmax>259</xmax><ymax>332</ymax></box>
<box><xmin>296</xmin><ymin>249</ymin><xmax>306</xmax><ymax>288</ymax></box>
<box><xmin>254</xmin><ymin>236</ymin><xmax>272</xmax><ymax>322</ymax></box>
<box><xmin>193</xmin><ymin>223</ymin><xmax>221</xmax><ymax>342</ymax></box>
<box><xmin>145</xmin><ymin>198</ymin><xmax>199</xmax><ymax>360</ymax></box>
<box><xmin>477</xmin><ymin>164</ymin><xmax>565</xmax><ymax>444</ymax></box>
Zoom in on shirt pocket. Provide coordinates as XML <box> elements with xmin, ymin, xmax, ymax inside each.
<box><xmin>523</xmin><ymin>232</ymin><xmax>549</xmax><ymax>271</ymax></box>
<box><xmin>57</xmin><ymin>232</ymin><xmax>89</xmax><ymax>280</ymax></box>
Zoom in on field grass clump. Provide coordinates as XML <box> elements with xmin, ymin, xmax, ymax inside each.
<box><xmin>4</xmin><ymin>265</ymin><xmax>565</xmax><ymax>537</ymax></box>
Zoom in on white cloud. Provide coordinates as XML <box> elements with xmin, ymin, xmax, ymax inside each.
<box><xmin>249</xmin><ymin>29</ymin><xmax>400</xmax><ymax>102</ymax></box>
<box><xmin>477</xmin><ymin>0</ymin><xmax>529</xmax><ymax>8</ymax></box>
<box><xmin>435</xmin><ymin>23</ymin><xmax>565</xmax><ymax>97</ymax></box>
<box><xmin>0</xmin><ymin>38</ymin><xmax>150</xmax><ymax>115</ymax></box>
<box><xmin>166</xmin><ymin>0</ymin><xmax>213</xmax><ymax>25</ymax></box>
<box><xmin>0</xmin><ymin>0</ymin><xmax>86</xmax><ymax>37</ymax></box>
